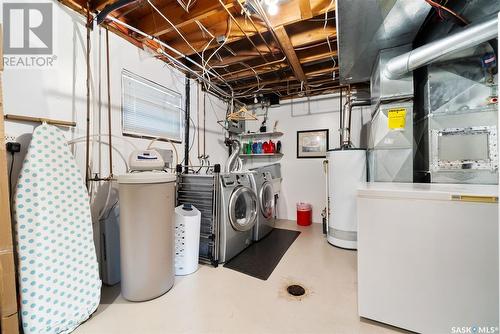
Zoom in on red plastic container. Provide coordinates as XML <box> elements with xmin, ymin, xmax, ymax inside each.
<box><xmin>296</xmin><ymin>203</ymin><xmax>312</xmax><ymax>226</ymax></box>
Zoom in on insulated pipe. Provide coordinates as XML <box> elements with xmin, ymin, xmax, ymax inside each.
<box><xmin>384</xmin><ymin>17</ymin><xmax>498</xmax><ymax>79</ymax></box>
<box><xmin>351</xmin><ymin>99</ymin><xmax>371</xmax><ymax>107</ymax></box>
<box><xmin>106</xmin><ymin>29</ymin><xmax>113</xmax><ymax>177</ymax></box>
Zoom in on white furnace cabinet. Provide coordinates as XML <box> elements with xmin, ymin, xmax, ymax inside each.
<box><xmin>357</xmin><ymin>183</ymin><xmax>499</xmax><ymax>333</ymax></box>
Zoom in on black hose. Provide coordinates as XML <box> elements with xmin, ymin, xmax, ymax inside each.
<box><xmin>96</xmin><ymin>0</ymin><xmax>140</xmax><ymax>25</ymax></box>
<box><xmin>184</xmin><ymin>73</ymin><xmax>191</xmax><ymax>173</ymax></box>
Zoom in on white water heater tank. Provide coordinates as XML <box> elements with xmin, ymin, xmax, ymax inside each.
<box><xmin>327</xmin><ymin>149</ymin><xmax>367</xmax><ymax>249</ymax></box>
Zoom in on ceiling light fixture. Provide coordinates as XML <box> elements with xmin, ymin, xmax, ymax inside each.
<box><xmin>263</xmin><ymin>0</ymin><xmax>279</xmax><ymax>16</ymax></box>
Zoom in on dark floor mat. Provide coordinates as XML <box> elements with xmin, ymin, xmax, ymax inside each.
<box><xmin>223</xmin><ymin>228</ymin><xmax>301</xmax><ymax>280</ymax></box>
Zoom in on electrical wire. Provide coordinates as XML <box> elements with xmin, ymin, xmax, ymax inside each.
<box><xmin>106</xmin><ymin>17</ymin><xmax>237</xmax><ymax>99</ymax></box>
<box><xmin>147</xmin><ymin>137</ymin><xmax>180</xmax><ymax>167</ymax></box>
<box><xmin>323</xmin><ymin>0</ymin><xmax>335</xmax><ymax>30</ymax></box>
<box><xmin>148</xmin><ymin>0</ymin><xmax>200</xmax><ymax>56</ymax></box>
<box><xmin>147</xmin><ymin>0</ymin><xmax>233</xmax><ymax>92</ymax></box>
<box><xmin>425</xmin><ymin>0</ymin><xmax>469</xmax><ymax>25</ymax></box>
<box><xmin>201</xmin><ymin>18</ymin><xmax>233</xmax><ymax>90</ymax></box>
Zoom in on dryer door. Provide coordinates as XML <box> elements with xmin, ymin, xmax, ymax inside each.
<box><xmin>229</xmin><ymin>186</ymin><xmax>258</xmax><ymax>231</ymax></box>
<box><xmin>259</xmin><ymin>181</ymin><xmax>275</xmax><ymax>219</ymax></box>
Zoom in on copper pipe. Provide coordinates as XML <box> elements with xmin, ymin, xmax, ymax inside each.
<box><xmin>85</xmin><ymin>3</ymin><xmax>91</xmax><ymax>189</ymax></box>
<box><xmin>425</xmin><ymin>0</ymin><xmax>469</xmax><ymax>26</ymax></box>
<box><xmin>106</xmin><ymin>29</ymin><xmax>113</xmax><ymax>177</ymax></box>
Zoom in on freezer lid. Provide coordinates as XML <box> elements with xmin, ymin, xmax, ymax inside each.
<box><xmin>358</xmin><ymin>182</ymin><xmax>498</xmax><ymax>202</ymax></box>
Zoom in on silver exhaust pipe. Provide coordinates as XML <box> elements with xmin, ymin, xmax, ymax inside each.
<box><xmin>384</xmin><ymin>17</ymin><xmax>498</xmax><ymax>80</ymax></box>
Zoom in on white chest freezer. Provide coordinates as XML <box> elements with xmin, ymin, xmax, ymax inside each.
<box><xmin>357</xmin><ymin>182</ymin><xmax>499</xmax><ymax>333</ymax></box>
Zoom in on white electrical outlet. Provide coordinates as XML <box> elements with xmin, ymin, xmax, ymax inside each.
<box><xmin>4</xmin><ymin>134</ymin><xmax>16</xmax><ymax>142</ymax></box>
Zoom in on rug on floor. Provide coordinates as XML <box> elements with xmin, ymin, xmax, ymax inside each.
<box><xmin>223</xmin><ymin>228</ymin><xmax>301</xmax><ymax>280</ymax></box>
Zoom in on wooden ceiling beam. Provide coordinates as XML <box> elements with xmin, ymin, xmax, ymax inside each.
<box><xmin>162</xmin><ymin>2</ymin><xmax>336</xmax><ymax>58</ymax></box>
<box><xmin>299</xmin><ymin>49</ymin><xmax>337</xmax><ymax>64</ymax></box>
<box><xmin>207</xmin><ymin>50</ymin><xmax>279</xmax><ymax>68</ymax></box>
<box><xmin>219</xmin><ymin>63</ymin><xmax>288</xmax><ymax>82</ymax></box>
<box><xmin>204</xmin><ymin>26</ymin><xmax>335</xmax><ymax>68</ymax></box>
<box><xmin>232</xmin><ymin>70</ymin><xmax>339</xmax><ymax>93</ymax></box>
<box><xmin>257</xmin><ymin>81</ymin><xmax>340</xmax><ymax>94</ymax></box>
<box><xmin>219</xmin><ymin>58</ymin><xmax>285</xmax><ymax>78</ymax></box>
<box><xmin>232</xmin><ymin>75</ymin><xmax>295</xmax><ymax>91</ymax></box>
<box><xmin>182</xmin><ymin>25</ymin><xmax>335</xmax><ymax>71</ymax></box>
<box><xmin>135</xmin><ymin>0</ymin><xmax>235</xmax><ymax>38</ymax></box>
<box><xmin>227</xmin><ymin>64</ymin><xmax>338</xmax><ymax>89</ymax></box>
<box><xmin>239</xmin><ymin>77</ymin><xmax>338</xmax><ymax>93</ymax></box>
<box><xmin>160</xmin><ymin>17</ymin><xmax>268</xmax><ymax>58</ymax></box>
<box><xmin>217</xmin><ymin>60</ymin><xmax>337</xmax><ymax>84</ymax></box>
<box><xmin>273</xmin><ymin>26</ymin><xmax>307</xmax><ymax>84</ymax></box>
<box><xmin>305</xmin><ymin>66</ymin><xmax>338</xmax><ymax>78</ymax></box>
<box><xmin>299</xmin><ymin>0</ymin><xmax>313</xmax><ymax>19</ymax></box>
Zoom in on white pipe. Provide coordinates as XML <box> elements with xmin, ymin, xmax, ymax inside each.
<box><xmin>384</xmin><ymin>17</ymin><xmax>498</xmax><ymax>80</ymax></box>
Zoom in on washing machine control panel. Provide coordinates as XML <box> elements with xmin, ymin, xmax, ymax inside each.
<box><xmin>222</xmin><ymin>174</ymin><xmax>236</xmax><ymax>186</ymax></box>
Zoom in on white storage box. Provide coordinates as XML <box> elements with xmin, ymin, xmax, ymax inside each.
<box><xmin>175</xmin><ymin>204</ymin><xmax>201</xmax><ymax>275</ymax></box>
<box><xmin>357</xmin><ymin>182</ymin><xmax>499</xmax><ymax>333</ymax></box>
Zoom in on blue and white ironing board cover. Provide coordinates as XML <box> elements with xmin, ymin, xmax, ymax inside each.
<box><xmin>13</xmin><ymin>124</ymin><xmax>101</xmax><ymax>334</ymax></box>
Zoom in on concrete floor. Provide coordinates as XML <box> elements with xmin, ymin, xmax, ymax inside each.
<box><xmin>75</xmin><ymin>220</ymin><xmax>407</xmax><ymax>334</ymax></box>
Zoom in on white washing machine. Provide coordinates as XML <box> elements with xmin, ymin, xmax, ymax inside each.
<box><xmin>218</xmin><ymin>173</ymin><xmax>258</xmax><ymax>263</ymax></box>
<box><xmin>250</xmin><ymin>172</ymin><xmax>275</xmax><ymax>241</ymax></box>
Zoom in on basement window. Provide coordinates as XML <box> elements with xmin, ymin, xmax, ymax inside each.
<box><xmin>121</xmin><ymin>70</ymin><xmax>183</xmax><ymax>142</ymax></box>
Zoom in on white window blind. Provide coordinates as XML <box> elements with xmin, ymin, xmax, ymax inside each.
<box><xmin>122</xmin><ymin>70</ymin><xmax>183</xmax><ymax>142</ymax></box>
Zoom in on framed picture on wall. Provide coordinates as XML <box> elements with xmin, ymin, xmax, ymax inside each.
<box><xmin>297</xmin><ymin>129</ymin><xmax>329</xmax><ymax>158</ymax></box>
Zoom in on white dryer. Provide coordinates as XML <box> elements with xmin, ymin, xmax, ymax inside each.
<box><xmin>250</xmin><ymin>172</ymin><xmax>275</xmax><ymax>241</ymax></box>
<box><xmin>218</xmin><ymin>173</ymin><xmax>258</xmax><ymax>263</ymax></box>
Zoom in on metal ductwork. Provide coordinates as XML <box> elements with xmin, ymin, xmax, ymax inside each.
<box><xmin>384</xmin><ymin>17</ymin><xmax>498</xmax><ymax>79</ymax></box>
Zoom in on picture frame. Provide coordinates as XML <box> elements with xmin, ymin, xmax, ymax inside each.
<box><xmin>296</xmin><ymin>129</ymin><xmax>329</xmax><ymax>158</ymax></box>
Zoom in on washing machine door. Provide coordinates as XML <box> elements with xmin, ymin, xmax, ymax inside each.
<box><xmin>229</xmin><ymin>186</ymin><xmax>258</xmax><ymax>231</ymax></box>
<box><xmin>259</xmin><ymin>181</ymin><xmax>275</xmax><ymax>219</ymax></box>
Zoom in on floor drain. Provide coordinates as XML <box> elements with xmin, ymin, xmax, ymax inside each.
<box><xmin>287</xmin><ymin>284</ymin><xmax>305</xmax><ymax>296</ymax></box>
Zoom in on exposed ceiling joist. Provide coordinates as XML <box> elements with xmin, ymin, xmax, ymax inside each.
<box><xmin>135</xmin><ymin>0</ymin><xmax>235</xmax><ymax>37</ymax></box>
<box><xmin>273</xmin><ymin>26</ymin><xmax>307</xmax><ymax>84</ymax></box>
<box><xmin>299</xmin><ymin>0</ymin><xmax>313</xmax><ymax>19</ymax></box>
<box><xmin>299</xmin><ymin>49</ymin><xmax>337</xmax><ymax>64</ymax></box>
<box><xmin>220</xmin><ymin>63</ymin><xmax>288</xmax><ymax>82</ymax></box>
<box><xmin>61</xmin><ymin>0</ymin><xmax>341</xmax><ymax>100</ymax></box>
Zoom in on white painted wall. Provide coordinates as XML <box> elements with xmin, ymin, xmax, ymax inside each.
<box><xmin>2</xmin><ymin>1</ymin><xmax>229</xmax><ymax>261</ymax></box>
<box><xmin>245</xmin><ymin>95</ymin><xmax>371</xmax><ymax>223</ymax></box>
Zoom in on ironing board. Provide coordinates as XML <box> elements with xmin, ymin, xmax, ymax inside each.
<box><xmin>13</xmin><ymin>124</ymin><xmax>101</xmax><ymax>334</ymax></box>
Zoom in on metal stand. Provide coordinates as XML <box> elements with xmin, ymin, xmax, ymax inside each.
<box><xmin>176</xmin><ymin>164</ymin><xmax>221</xmax><ymax>266</ymax></box>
